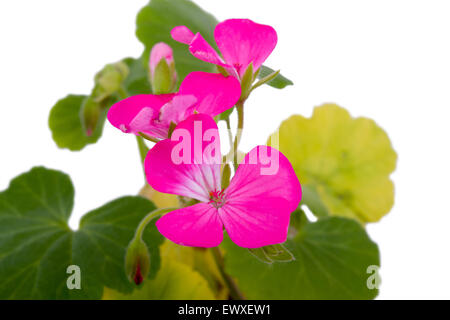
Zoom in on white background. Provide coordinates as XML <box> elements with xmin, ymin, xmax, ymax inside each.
<box><xmin>1</xmin><ymin>0</ymin><xmax>449</xmax><ymax>299</ymax></box>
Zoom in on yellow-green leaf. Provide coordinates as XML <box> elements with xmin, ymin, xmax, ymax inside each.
<box><xmin>139</xmin><ymin>184</ymin><xmax>178</xmax><ymax>209</ymax></box>
<box><xmin>269</xmin><ymin>104</ymin><xmax>397</xmax><ymax>223</ymax></box>
<box><xmin>159</xmin><ymin>241</ymin><xmax>228</xmax><ymax>299</ymax></box>
<box><xmin>103</xmin><ymin>258</ymin><xmax>215</xmax><ymax>300</ymax></box>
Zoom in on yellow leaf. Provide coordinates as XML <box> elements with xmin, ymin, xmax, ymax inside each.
<box><xmin>139</xmin><ymin>184</ymin><xmax>178</xmax><ymax>208</ymax></box>
<box><xmin>103</xmin><ymin>257</ymin><xmax>215</xmax><ymax>299</ymax></box>
<box><xmin>268</xmin><ymin>104</ymin><xmax>397</xmax><ymax>223</ymax></box>
<box><xmin>159</xmin><ymin>241</ymin><xmax>228</xmax><ymax>300</ymax></box>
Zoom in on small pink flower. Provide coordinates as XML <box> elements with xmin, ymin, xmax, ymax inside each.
<box><xmin>145</xmin><ymin>114</ymin><xmax>301</xmax><ymax>248</ymax></box>
<box><xmin>107</xmin><ymin>72</ymin><xmax>241</xmax><ymax>140</ymax></box>
<box><xmin>171</xmin><ymin>19</ymin><xmax>277</xmax><ymax>79</ymax></box>
<box><xmin>149</xmin><ymin>42</ymin><xmax>175</xmax><ymax>79</ymax></box>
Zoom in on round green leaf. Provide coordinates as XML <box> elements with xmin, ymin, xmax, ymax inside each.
<box><xmin>49</xmin><ymin>95</ymin><xmax>107</xmax><ymax>151</ymax></box>
<box><xmin>223</xmin><ymin>217</ymin><xmax>380</xmax><ymax>299</ymax></box>
<box><xmin>49</xmin><ymin>58</ymin><xmax>150</xmax><ymax>151</ymax></box>
<box><xmin>269</xmin><ymin>104</ymin><xmax>397</xmax><ymax>223</ymax></box>
<box><xmin>0</xmin><ymin>167</ymin><xmax>163</xmax><ymax>299</ymax></box>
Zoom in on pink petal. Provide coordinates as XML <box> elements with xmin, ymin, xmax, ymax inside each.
<box><xmin>149</xmin><ymin>42</ymin><xmax>174</xmax><ymax>78</ymax></box>
<box><xmin>188</xmin><ymin>33</ymin><xmax>230</xmax><ymax>68</ymax></box>
<box><xmin>219</xmin><ymin>198</ymin><xmax>290</xmax><ymax>248</ymax></box>
<box><xmin>107</xmin><ymin>94</ymin><xmax>175</xmax><ymax>139</ymax></box>
<box><xmin>172</xmin><ymin>26</ymin><xmax>238</xmax><ymax>77</ymax></box>
<box><xmin>214</xmin><ymin>19</ymin><xmax>277</xmax><ymax>77</ymax></box>
<box><xmin>171</xmin><ymin>26</ymin><xmax>195</xmax><ymax>45</ymax></box>
<box><xmin>145</xmin><ymin>114</ymin><xmax>222</xmax><ymax>202</ymax></box>
<box><xmin>178</xmin><ymin>72</ymin><xmax>241</xmax><ymax>116</ymax></box>
<box><xmin>158</xmin><ymin>94</ymin><xmax>198</xmax><ymax>125</ymax></box>
<box><xmin>156</xmin><ymin>203</ymin><xmax>223</xmax><ymax>247</ymax></box>
<box><xmin>220</xmin><ymin>146</ymin><xmax>301</xmax><ymax>248</ymax></box>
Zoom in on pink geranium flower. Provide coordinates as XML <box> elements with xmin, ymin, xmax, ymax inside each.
<box><xmin>107</xmin><ymin>72</ymin><xmax>241</xmax><ymax>140</ymax></box>
<box><xmin>145</xmin><ymin>114</ymin><xmax>301</xmax><ymax>248</ymax></box>
<box><xmin>171</xmin><ymin>19</ymin><xmax>277</xmax><ymax>79</ymax></box>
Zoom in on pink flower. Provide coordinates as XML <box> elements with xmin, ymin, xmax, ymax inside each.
<box><xmin>107</xmin><ymin>72</ymin><xmax>241</xmax><ymax>140</ymax></box>
<box><xmin>149</xmin><ymin>42</ymin><xmax>175</xmax><ymax>79</ymax></box>
<box><xmin>171</xmin><ymin>19</ymin><xmax>277</xmax><ymax>79</ymax></box>
<box><xmin>145</xmin><ymin>114</ymin><xmax>301</xmax><ymax>248</ymax></box>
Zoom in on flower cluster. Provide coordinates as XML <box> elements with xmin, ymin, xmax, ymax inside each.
<box><xmin>108</xmin><ymin>19</ymin><xmax>302</xmax><ymax>248</ymax></box>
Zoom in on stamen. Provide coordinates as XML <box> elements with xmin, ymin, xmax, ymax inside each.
<box><xmin>208</xmin><ymin>189</ymin><xmax>226</xmax><ymax>208</ymax></box>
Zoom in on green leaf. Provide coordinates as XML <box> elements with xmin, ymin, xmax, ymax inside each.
<box><xmin>289</xmin><ymin>207</ymin><xmax>309</xmax><ymax>231</ymax></box>
<box><xmin>257</xmin><ymin>65</ymin><xmax>293</xmax><ymax>89</ymax></box>
<box><xmin>49</xmin><ymin>57</ymin><xmax>150</xmax><ymax>151</ymax></box>
<box><xmin>103</xmin><ymin>258</ymin><xmax>215</xmax><ymax>300</ymax></box>
<box><xmin>49</xmin><ymin>95</ymin><xmax>107</xmax><ymax>151</ymax></box>
<box><xmin>269</xmin><ymin>104</ymin><xmax>397</xmax><ymax>223</ymax></box>
<box><xmin>301</xmin><ymin>185</ymin><xmax>330</xmax><ymax>217</ymax></box>
<box><xmin>122</xmin><ymin>57</ymin><xmax>152</xmax><ymax>96</ymax></box>
<box><xmin>0</xmin><ymin>167</ymin><xmax>163</xmax><ymax>299</ymax></box>
<box><xmin>136</xmin><ymin>0</ymin><xmax>218</xmax><ymax>85</ymax></box>
<box><xmin>223</xmin><ymin>217</ymin><xmax>380</xmax><ymax>299</ymax></box>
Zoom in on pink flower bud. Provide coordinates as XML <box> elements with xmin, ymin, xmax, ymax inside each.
<box><xmin>125</xmin><ymin>237</ymin><xmax>151</xmax><ymax>285</ymax></box>
<box><xmin>149</xmin><ymin>42</ymin><xmax>175</xmax><ymax>78</ymax></box>
<box><xmin>149</xmin><ymin>42</ymin><xmax>177</xmax><ymax>93</ymax></box>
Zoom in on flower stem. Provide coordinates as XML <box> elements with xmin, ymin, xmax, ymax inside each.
<box><xmin>133</xmin><ymin>207</ymin><xmax>176</xmax><ymax>241</ymax></box>
<box><xmin>210</xmin><ymin>246</ymin><xmax>245</xmax><ymax>300</ymax></box>
<box><xmin>233</xmin><ymin>102</ymin><xmax>244</xmax><ymax>170</ymax></box>
<box><xmin>223</xmin><ymin>101</ymin><xmax>244</xmax><ymax>169</ymax></box>
<box><xmin>225</xmin><ymin>117</ymin><xmax>233</xmax><ymax>151</ymax></box>
<box><xmin>136</xmin><ymin>136</ymin><xmax>149</xmax><ymax>166</ymax></box>
<box><xmin>116</xmin><ymin>86</ymin><xmax>149</xmax><ymax>173</ymax></box>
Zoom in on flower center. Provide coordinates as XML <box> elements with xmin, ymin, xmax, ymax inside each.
<box><xmin>208</xmin><ymin>189</ymin><xmax>226</xmax><ymax>209</ymax></box>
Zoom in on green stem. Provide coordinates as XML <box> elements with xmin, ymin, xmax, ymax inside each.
<box><xmin>223</xmin><ymin>101</ymin><xmax>244</xmax><ymax>169</ymax></box>
<box><xmin>225</xmin><ymin>117</ymin><xmax>233</xmax><ymax>151</ymax></box>
<box><xmin>136</xmin><ymin>136</ymin><xmax>149</xmax><ymax>166</ymax></box>
<box><xmin>210</xmin><ymin>246</ymin><xmax>245</xmax><ymax>300</ymax></box>
<box><xmin>233</xmin><ymin>102</ymin><xmax>244</xmax><ymax>169</ymax></box>
<box><xmin>134</xmin><ymin>207</ymin><xmax>177</xmax><ymax>241</ymax></box>
<box><xmin>117</xmin><ymin>86</ymin><xmax>150</xmax><ymax>172</ymax></box>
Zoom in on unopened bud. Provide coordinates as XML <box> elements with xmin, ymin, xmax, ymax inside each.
<box><xmin>149</xmin><ymin>42</ymin><xmax>177</xmax><ymax>94</ymax></box>
<box><xmin>125</xmin><ymin>237</ymin><xmax>150</xmax><ymax>285</ymax></box>
<box><xmin>94</xmin><ymin>61</ymin><xmax>129</xmax><ymax>101</ymax></box>
<box><xmin>80</xmin><ymin>96</ymin><xmax>101</xmax><ymax>137</ymax></box>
